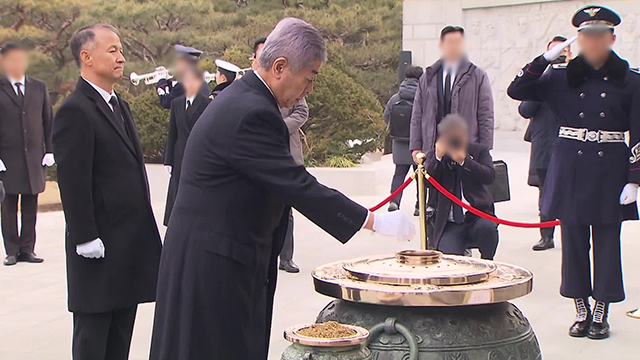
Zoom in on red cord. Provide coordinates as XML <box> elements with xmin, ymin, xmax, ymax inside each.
<box><xmin>368</xmin><ymin>176</ymin><xmax>414</xmax><ymax>212</ymax></box>
<box><xmin>368</xmin><ymin>171</ymin><xmax>560</xmax><ymax>228</ymax></box>
<box><xmin>426</xmin><ymin>174</ymin><xmax>560</xmax><ymax>228</ymax></box>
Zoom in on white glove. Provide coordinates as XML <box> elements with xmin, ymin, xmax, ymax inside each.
<box><xmin>165</xmin><ymin>165</ymin><xmax>172</xmax><ymax>175</ymax></box>
<box><xmin>620</xmin><ymin>183</ymin><xmax>639</xmax><ymax>205</ymax></box>
<box><xmin>42</xmin><ymin>153</ymin><xmax>55</xmax><ymax>167</ymax></box>
<box><xmin>372</xmin><ymin>211</ymin><xmax>416</xmax><ymax>241</ymax></box>
<box><xmin>543</xmin><ymin>36</ymin><xmax>577</xmax><ymax>61</ymax></box>
<box><xmin>76</xmin><ymin>238</ymin><xmax>105</xmax><ymax>259</ymax></box>
<box><xmin>157</xmin><ymin>88</ymin><xmax>166</xmax><ymax>96</ymax></box>
<box><xmin>0</xmin><ymin>159</ymin><xmax>6</xmax><ymax>172</ymax></box>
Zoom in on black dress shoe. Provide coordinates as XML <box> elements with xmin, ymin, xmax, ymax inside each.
<box><xmin>3</xmin><ymin>255</ymin><xmax>17</xmax><ymax>266</ymax></box>
<box><xmin>18</xmin><ymin>253</ymin><xmax>44</xmax><ymax>263</ymax></box>
<box><xmin>279</xmin><ymin>260</ymin><xmax>300</xmax><ymax>273</ymax></box>
<box><xmin>532</xmin><ymin>237</ymin><xmax>554</xmax><ymax>251</ymax></box>
<box><xmin>569</xmin><ymin>318</ymin><xmax>591</xmax><ymax>337</ymax></box>
<box><xmin>387</xmin><ymin>203</ymin><xmax>399</xmax><ymax>212</ymax></box>
<box><xmin>587</xmin><ymin>321</ymin><xmax>610</xmax><ymax>340</ymax></box>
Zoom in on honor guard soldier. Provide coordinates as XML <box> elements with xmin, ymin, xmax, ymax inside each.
<box><xmin>209</xmin><ymin>59</ymin><xmax>241</xmax><ymax>99</ymax></box>
<box><xmin>508</xmin><ymin>5</ymin><xmax>640</xmax><ymax>340</ymax></box>
<box><xmin>156</xmin><ymin>44</ymin><xmax>210</xmax><ymax>109</ymax></box>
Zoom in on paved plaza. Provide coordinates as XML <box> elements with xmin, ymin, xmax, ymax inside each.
<box><xmin>0</xmin><ymin>131</ymin><xmax>639</xmax><ymax>360</ymax></box>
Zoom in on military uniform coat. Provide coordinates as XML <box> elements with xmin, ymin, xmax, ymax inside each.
<box><xmin>53</xmin><ymin>78</ymin><xmax>162</xmax><ymax>313</ymax></box>
<box><xmin>0</xmin><ymin>77</ymin><xmax>53</xmax><ymax>194</ymax></box>
<box><xmin>149</xmin><ymin>71</ymin><xmax>368</xmax><ymax>360</ymax></box>
<box><xmin>163</xmin><ymin>93</ymin><xmax>210</xmax><ymax>225</ymax></box>
<box><xmin>508</xmin><ymin>52</ymin><xmax>640</xmax><ymax>225</ymax></box>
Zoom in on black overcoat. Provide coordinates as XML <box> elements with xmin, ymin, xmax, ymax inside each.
<box><xmin>53</xmin><ymin>78</ymin><xmax>162</xmax><ymax>313</ymax></box>
<box><xmin>0</xmin><ymin>77</ymin><xmax>53</xmax><ymax>194</ymax></box>
<box><xmin>508</xmin><ymin>52</ymin><xmax>640</xmax><ymax>224</ymax></box>
<box><xmin>163</xmin><ymin>93</ymin><xmax>209</xmax><ymax>225</ymax></box>
<box><xmin>149</xmin><ymin>71</ymin><xmax>368</xmax><ymax>360</ymax></box>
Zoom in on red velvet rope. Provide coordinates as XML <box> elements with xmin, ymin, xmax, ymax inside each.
<box><xmin>368</xmin><ymin>171</ymin><xmax>561</xmax><ymax>228</ymax></box>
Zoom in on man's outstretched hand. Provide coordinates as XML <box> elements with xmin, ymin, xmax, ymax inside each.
<box><xmin>365</xmin><ymin>211</ymin><xmax>416</xmax><ymax>241</ymax></box>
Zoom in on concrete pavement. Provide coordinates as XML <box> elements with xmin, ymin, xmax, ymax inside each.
<box><xmin>0</xmin><ymin>131</ymin><xmax>638</xmax><ymax>360</ymax></box>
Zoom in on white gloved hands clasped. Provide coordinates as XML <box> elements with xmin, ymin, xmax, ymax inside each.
<box><xmin>0</xmin><ymin>159</ymin><xmax>6</xmax><ymax>172</ymax></box>
<box><xmin>165</xmin><ymin>165</ymin><xmax>172</xmax><ymax>175</ymax></box>
<box><xmin>619</xmin><ymin>183</ymin><xmax>638</xmax><ymax>205</ymax></box>
<box><xmin>42</xmin><ymin>153</ymin><xmax>55</xmax><ymax>167</ymax></box>
<box><xmin>372</xmin><ymin>211</ymin><xmax>416</xmax><ymax>241</ymax></box>
<box><xmin>76</xmin><ymin>238</ymin><xmax>105</xmax><ymax>259</ymax></box>
<box><xmin>543</xmin><ymin>36</ymin><xmax>577</xmax><ymax>62</ymax></box>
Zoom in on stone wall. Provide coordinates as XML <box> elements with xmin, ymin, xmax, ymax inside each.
<box><xmin>403</xmin><ymin>0</ymin><xmax>640</xmax><ymax>131</ymax></box>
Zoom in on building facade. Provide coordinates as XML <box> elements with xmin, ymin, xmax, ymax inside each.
<box><xmin>403</xmin><ymin>0</ymin><xmax>640</xmax><ymax>130</ymax></box>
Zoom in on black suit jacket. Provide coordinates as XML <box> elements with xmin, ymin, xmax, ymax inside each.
<box><xmin>162</xmin><ymin>93</ymin><xmax>210</xmax><ymax>225</ymax></box>
<box><xmin>53</xmin><ymin>78</ymin><xmax>162</xmax><ymax>313</ymax></box>
<box><xmin>426</xmin><ymin>143</ymin><xmax>495</xmax><ymax>245</ymax></box>
<box><xmin>150</xmin><ymin>71</ymin><xmax>368</xmax><ymax>360</ymax></box>
<box><xmin>0</xmin><ymin>77</ymin><xmax>53</xmax><ymax>194</ymax></box>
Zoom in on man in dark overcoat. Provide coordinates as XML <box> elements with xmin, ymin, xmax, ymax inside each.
<box><xmin>508</xmin><ymin>5</ymin><xmax>640</xmax><ymax>340</ymax></box>
<box><xmin>149</xmin><ymin>18</ymin><xmax>415</xmax><ymax>360</ymax></box>
<box><xmin>53</xmin><ymin>24</ymin><xmax>162</xmax><ymax>360</ymax></box>
<box><xmin>0</xmin><ymin>42</ymin><xmax>54</xmax><ymax>266</ymax></box>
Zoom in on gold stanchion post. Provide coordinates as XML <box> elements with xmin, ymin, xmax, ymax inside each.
<box><xmin>415</xmin><ymin>153</ymin><xmax>427</xmax><ymax>250</ymax></box>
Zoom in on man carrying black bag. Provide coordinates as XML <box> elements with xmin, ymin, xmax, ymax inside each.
<box><xmin>383</xmin><ymin>65</ymin><xmax>423</xmax><ymax>213</ymax></box>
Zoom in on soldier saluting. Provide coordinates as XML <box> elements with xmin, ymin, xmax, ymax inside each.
<box><xmin>508</xmin><ymin>5</ymin><xmax>640</xmax><ymax>340</ymax></box>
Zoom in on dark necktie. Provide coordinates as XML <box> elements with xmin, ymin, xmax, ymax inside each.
<box><xmin>15</xmin><ymin>82</ymin><xmax>24</xmax><ymax>100</ymax></box>
<box><xmin>109</xmin><ymin>96</ymin><xmax>131</xmax><ymax>141</ymax></box>
<box><xmin>452</xmin><ymin>167</ymin><xmax>464</xmax><ymax>224</ymax></box>
<box><xmin>444</xmin><ymin>69</ymin><xmax>452</xmax><ymax>115</ymax></box>
<box><xmin>186</xmin><ymin>99</ymin><xmax>191</xmax><ymax>110</ymax></box>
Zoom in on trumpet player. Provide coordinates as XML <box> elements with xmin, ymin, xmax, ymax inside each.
<box><xmin>157</xmin><ymin>45</ymin><xmax>210</xmax><ymax>109</ymax></box>
<box><xmin>209</xmin><ymin>59</ymin><xmax>241</xmax><ymax>99</ymax></box>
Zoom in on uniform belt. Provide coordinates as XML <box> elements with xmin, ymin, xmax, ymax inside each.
<box><xmin>558</xmin><ymin>127</ymin><xmax>625</xmax><ymax>143</ymax></box>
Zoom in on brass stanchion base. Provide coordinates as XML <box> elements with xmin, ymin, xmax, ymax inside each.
<box><xmin>626</xmin><ymin>308</ymin><xmax>640</xmax><ymax>319</ymax></box>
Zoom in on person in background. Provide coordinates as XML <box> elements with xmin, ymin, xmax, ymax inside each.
<box><xmin>425</xmin><ymin>114</ymin><xmax>498</xmax><ymax>260</ymax></box>
<box><xmin>163</xmin><ymin>66</ymin><xmax>211</xmax><ymax>226</ymax></box>
<box><xmin>0</xmin><ymin>42</ymin><xmax>54</xmax><ymax>266</ymax></box>
<box><xmin>508</xmin><ymin>5</ymin><xmax>640</xmax><ymax>340</ymax></box>
<box><xmin>410</xmin><ymin>25</ymin><xmax>494</xmax><ymax>216</ymax></box>
<box><xmin>383</xmin><ymin>65</ymin><xmax>423</xmax><ymax>213</ymax></box>
<box><xmin>209</xmin><ymin>59</ymin><xmax>240</xmax><ymax>99</ymax></box>
<box><xmin>156</xmin><ymin>45</ymin><xmax>210</xmax><ymax>109</ymax></box>
<box><xmin>251</xmin><ymin>37</ymin><xmax>266</xmax><ymax>71</ymax></box>
<box><xmin>53</xmin><ymin>24</ymin><xmax>162</xmax><ymax>359</ymax></box>
<box><xmin>518</xmin><ymin>35</ymin><xmax>572</xmax><ymax>251</ymax></box>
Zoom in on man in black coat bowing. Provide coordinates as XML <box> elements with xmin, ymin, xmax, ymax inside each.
<box><xmin>149</xmin><ymin>17</ymin><xmax>415</xmax><ymax>360</ymax></box>
<box><xmin>53</xmin><ymin>24</ymin><xmax>162</xmax><ymax>360</ymax></box>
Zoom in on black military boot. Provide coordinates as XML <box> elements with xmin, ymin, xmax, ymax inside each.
<box><xmin>588</xmin><ymin>301</ymin><xmax>610</xmax><ymax>340</ymax></box>
<box><xmin>569</xmin><ymin>298</ymin><xmax>591</xmax><ymax>337</ymax></box>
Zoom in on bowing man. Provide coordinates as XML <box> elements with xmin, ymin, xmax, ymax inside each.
<box><xmin>163</xmin><ymin>65</ymin><xmax>211</xmax><ymax>226</ymax></box>
<box><xmin>149</xmin><ymin>18</ymin><xmax>415</xmax><ymax>360</ymax></box>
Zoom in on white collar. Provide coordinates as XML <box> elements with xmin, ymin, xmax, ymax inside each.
<box><xmin>83</xmin><ymin>77</ymin><xmax>116</xmax><ymax>105</ymax></box>
<box><xmin>443</xmin><ymin>60</ymin><xmax>460</xmax><ymax>73</ymax></box>
<box><xmin>7</xmin><ymin>75</ymin><xmax>25</xmax><ymax>86</ymax></box>
<box><xmin>253</xmin><ymin>70</ymin><xmax>277</xmax><ymax>101</ymax></box>
<box><xmin>186</xmin><ymin>95</ymin><xmax>196</xmax><ymax>106</ymax></box>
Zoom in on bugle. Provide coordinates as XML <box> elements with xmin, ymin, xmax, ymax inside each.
<box><xmin>129</xmin><ymin>67</ymin><xmax>173</xmax><ymax>86</ymax></box>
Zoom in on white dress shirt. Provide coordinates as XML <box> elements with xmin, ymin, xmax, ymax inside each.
<box><xmin>83</xmin><ymin>78</ymin><xmax>116</xmax><ymax>111</ymax></box>
<box><xmin>442</xmin><ymin>62</ymin><xmax>459</xmax><ymax>92</ymax></box>
<box><xmin>7</xmin><ymin>76</ymin><xmax>26</xmax><ymax>96</ymax></box>
<box><xmin>186</xmin><ymin>95</ymin><xmax>196</xmax><ymax>109</ymax></box>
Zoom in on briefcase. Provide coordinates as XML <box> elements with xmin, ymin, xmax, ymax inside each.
<box><xmin>491</xmin><ymin>160</ymin><xmax>510</xmax><ymax>203</ymax></box>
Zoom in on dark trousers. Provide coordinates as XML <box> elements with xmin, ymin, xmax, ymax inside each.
<box><xmin>73</xmin><ymin>306</ymin><xmax>138</xmax><ymax>360</ymax></box>
<box><xmin>536</xmin><ymin>169</ymin><xmax>555</xmax><ymax>240</ymax></box>
<box><xmin>1</xmin><ymin>193</ymin><xmax>38</xmax><ymax>256</ymax></box>
<box><xmin>437</xmin><ymin>218</ymin><xmax>499</xmax><ymax>260</ymax></box>
<box><xmin>390</xmin><ymin>164</ymin><xmax>418</xmax><ymax>208</ymax></box>
<box><xmin>280</xmin><ymin>210</ymin><xmax>294</xmax><ymax>262</ymax></box>
<box><xmin>560</xmin><ymin>224</ymin><xmax>624</xmax><ymax>303</ymax></box>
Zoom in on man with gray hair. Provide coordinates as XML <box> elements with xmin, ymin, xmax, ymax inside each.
<box><xmin>53</xmin><ymin>23</ymin><xmax>162</xmax><ymax>360</ymax></box>
<box><xmin>149</xmin><ymin>17</ymin><xmax>414</xmax><ymax>360</ymax></box>
<box><xmin>424</xmin><ymin>114</ymin><xmax>499</xmax><ymax>260</ymax></box>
